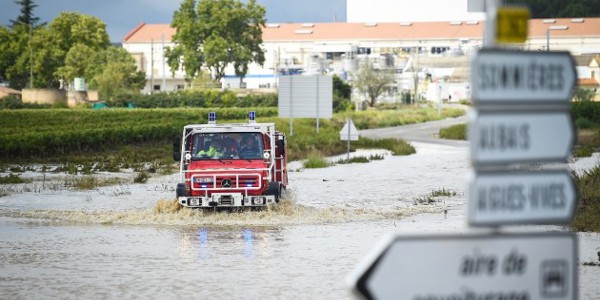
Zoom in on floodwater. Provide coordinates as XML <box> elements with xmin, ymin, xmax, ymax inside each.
<box><xmin>1</xmin><ymin>143</ymin><xmax>599</xmax><ymax>299</ymax></box>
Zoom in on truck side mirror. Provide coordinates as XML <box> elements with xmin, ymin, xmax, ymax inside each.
<box><xmin>173</xmin><ymin>136</ymin><xmax>181</xmax><ymax>161</ymax></box>
<box><xmin>276</xmin><ymin>139</ymin><xmax>285</xmax><ymax>156</ymax></box>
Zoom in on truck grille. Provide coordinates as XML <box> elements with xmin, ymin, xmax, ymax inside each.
<box><xmin>190</xmin><ymin>173</ymin><xmax>261</xmax><ymax>191</ymax></box>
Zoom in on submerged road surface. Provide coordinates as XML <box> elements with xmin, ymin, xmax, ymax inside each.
<box><xmin>1</xmin><ymin>113</ymin><xmax>598</xmax><ymax>299</ymax></box>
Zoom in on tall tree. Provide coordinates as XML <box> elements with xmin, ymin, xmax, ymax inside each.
<box><xmin>352</xmin><ymin>61</ymin><xmax>394</xmax><ymax>107</ymax></box>
<box><xmin>90</xmin><ymin>46</ymin><xmax>146</xmax><ymax>100</ymax></box>
<box><xmin>166</xmin><ymin>0</ymin><xmax>266</xmax><ymax>83</ymax></box>
<box><xmin>10</xmin><ymin>0</ymin><xmax>40</xmax><ymax>28</ymax></box>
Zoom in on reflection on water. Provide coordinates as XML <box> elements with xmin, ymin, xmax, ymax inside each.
<box><xmin>243</xmin><ymin>229</ymin><xmax>254</xmax><ymax>258</ymax></box>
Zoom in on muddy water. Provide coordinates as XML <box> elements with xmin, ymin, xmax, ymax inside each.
<box><xmin>1</xmin><ymin>143</ymin><xmax>599</xmax><ymax>299</ymax></box>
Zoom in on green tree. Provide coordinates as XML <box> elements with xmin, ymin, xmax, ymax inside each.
<box><xmin>91</xmin><ymin>46</ymin><xmax>146</xmax><ymax>100</ymax></box>
<box><xmin>573</xmin><ymin>87</ymin><xmax>596</xmax><ymax>102</ymax></box>
<box><xmin>2</xmin><ymin>24</ymin><xmax>34</xmax><ymax>89</ymax></box>
<box><xmin>10</xmin><ymin>0</ymin><xmax>41</xmax><ymax>28</ymax></box>
<box><xmin>54</xmin><ymin>44</ymin><xmax>97</xmax><ymax>84</ymax></box>
<box><xmin>32</xmin><ymin>12</ymin><xmax>111</xmax><ymax>88</ymax></box>
<box><xmin>167</xmin><ymin>0</ymin><xmax>266</xmax><ymax>83</ymax></box>
<box><xmin>352</xmin><ymin>61</ymin><xmax>394</xmax><ymax>107</ymax></box>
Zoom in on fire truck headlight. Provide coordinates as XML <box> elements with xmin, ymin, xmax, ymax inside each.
<box><xmin>185</xmin><ymin>153</ymin><xmax>192</xmax><ymax>160</ymax></box>
<box><xmin>263</xmin><ymin>152</ymin><xmax>270</xmax><ymax>160</ymax></box>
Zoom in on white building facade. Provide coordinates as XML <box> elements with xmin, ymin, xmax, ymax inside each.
<box><xmin>122</xmin><ymin>18</ymin><xmax>600</xmax><ymax>102</ymax></box>
<box><xmin>347</xmin><ymin>0</ymin><xmax>485</xmax><ymax>23</ymax></box>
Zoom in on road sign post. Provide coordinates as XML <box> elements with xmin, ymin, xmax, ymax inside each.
<box><xmin>471</xmin><ymin>50</ymin><xmax>576</xmax><ymax>105</ymax></box>
<box><xmin>340</xmin><ymin>118</ymin><xmax>359</xmax><ymax>160</ymax></box>
<box><xmin>469</xmin><ymin>170</ymin><xmax>577</xmax><ymax>226</ymax></box>
<box><xmin>350</xmin><ymin>232</ymin><xmax>578</xmax><ymax>300</ymax></box>
<box><xmin>469</xmin><ymin>111</ymin><xmax>574</xmax><ymax>165</ymax></box>
<box><xmin>349</xmin><ymin>6</ymin><xmax>579</xmax><ymax>299</ymax></box>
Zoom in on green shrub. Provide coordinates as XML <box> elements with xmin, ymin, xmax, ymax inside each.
<box><xmin>0</xmin><ymin>174</ymin><xmax>29</xmax><ymax>184</ymax></box>
<box><xmin>337</xmin><ymin>156</ymin><xmax>370</xmax><ymax>164</ymax></box>
<box><xmin>439</xmin><ymin>123</ymin><xmax>467</xmax><ymax>140</ymax></box>
<box><xmin>134</xmin><ymin>172</ymin><xmax>149</xmax><ymax>183</ymax></box>
<box><xmin>572</xmin><ymin>164</ymin><xmax>600</xmax><ymax>232</ymax></box>
<box><xmin>108</xmin><ymin>90</ymin><xmax>277</xmax><ymax>108</ymax></box>
<box><xmin>575</xmin><ymin>117</ymin><xmax>594</xmax><ymax>129</ymax></box>
<box><xmin>572</xmin><ymin>101</ymin><xmax>600</xmax><ymax>125</ymax></box>
<box><xmin>303</xmin><ymin>153</ymin><xmax>330</xmax><ymax>169</ymax></box>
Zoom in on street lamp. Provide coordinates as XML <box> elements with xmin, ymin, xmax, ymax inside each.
<box><xmin>546</xmin><ymin>25</ymin><xmax>568</xmax><ymax>51</ymax></box>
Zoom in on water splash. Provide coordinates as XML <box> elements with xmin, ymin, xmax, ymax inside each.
<box><xmin>0</xmin><ymin>198</ymin><xmax>454</xmax><ymax>227</ymax></box>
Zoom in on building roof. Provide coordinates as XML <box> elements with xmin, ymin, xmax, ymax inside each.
<box><xmin>123</xmin><ymin>18</ymin><xmax>600</xmax><ymax>43</ymax></box>
<box><xmin>579</xmin><ymin>78</ymin><xmax>599</xmax><ymax>87</ymax></box>
<box><xmin>0</xmin><ymin>86</ymin><xmax>21</xmax><ymax>95</ymax></box>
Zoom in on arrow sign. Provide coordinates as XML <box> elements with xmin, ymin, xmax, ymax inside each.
<box><xmin>469</xmin><ymin>170</ymin><xmax>577</xmax><ymax>226</ymax></box>
<box><xmin>349</xmin><ymin>232</ymin><xmax>577</xmax><ymax>300</ymax></box>
<box><xmin>469</xmin><ymin>111</ymin><xmax>574</xmax><ymax>165</ymax></box>
<box><xmin>340</xmin><ymin>118</ymin><xmax>359</xmax><ymax>141</ymax></box>
<box><xmin>471</xmin><ymin>49</ymin><xmax>576</xmax><ymax>104</ymax></box>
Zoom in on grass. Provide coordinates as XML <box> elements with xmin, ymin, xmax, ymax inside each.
<box><xmin>439</xmin><ymin>124</ymin><xmax>467</xmax><ymax>140</ymax></box>
<box><xmin>0</xmin><ymin>174</ymin><xmax>30</xmax><ymax>184</ymax></box>
<box><xmin>337</xmin><ymin>154</ymin><xmax>385</xmax><ymax>164</ymax></box>
<box><xmin>413</xmin><ymin>188</ymin><xmax>458</xmax><ymax>205</ymax></box>
<box><xmin>70</xmin><ymin>176</ymin><xmax>125</xmax><ymax>190</ymax></box>
<box><xmin>303</xmin><ymin>153</ymin><xmax>330</xmax><ymax>169</ymax></box>
<box><xmin>571</xmin><ymin>163</ymin><xmax>600</xmax><ymax>232</ymax></box>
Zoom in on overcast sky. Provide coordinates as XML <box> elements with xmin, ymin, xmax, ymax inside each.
<box><xmin>1</xmin><ymin>0</ymin><xmax>346</xmax><ymax>42</ymax></box>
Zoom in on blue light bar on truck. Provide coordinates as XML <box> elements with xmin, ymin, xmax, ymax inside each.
<box><xmin>208</xmin><ymin>112</ymin><xmax>216</xmax><ymax>124</ymax></box>
<box><xmin>248</xmin><ymin>111</ymin><xmax>256</xmax><ymax>123</ymax></box>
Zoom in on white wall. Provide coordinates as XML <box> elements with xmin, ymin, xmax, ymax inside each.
<box><xmin>347</xmin><ymin>0</ymin><xmax>485</xmax><ymax>23</ymax></box>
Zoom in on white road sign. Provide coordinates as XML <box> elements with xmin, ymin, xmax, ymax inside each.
<box><xmin>278</xmin><ymin>75</ymin><xmax>333</xmax><ymax>118</ymax></box>
<box><xmin>469</xmin><ymin>111</ymin><xmax>574</xmax><ymax>165</ymax></box>
<box><xmin>471</xmin><ymin>49</ymin><xmax>576</xmax><ymax>104</ymax></box>
<box><xmin>340</xmin><ymin>119</ymin><xmax>359</xmax><ymax>141</ymax></box>
<box><xmin>349</xmin><ymin>232</ymin><xmax>577</xmax><ymax>300</ymax></box>
<box><xmin>469</xmin><ymin>171</ymin><xmax>577</xmax><ymax>226</ymax></box>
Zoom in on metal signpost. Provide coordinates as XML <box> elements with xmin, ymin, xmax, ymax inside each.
<box><xmin>469</xmin><ymin>111</ymin><xmax>574</xmax><ymax>165</ymax></box>
<box><xmin>278</xmin><ymin>75</ymin><xmax>333</xmax><ymax>135</ymax></box>
<box><xmin>469</xmin><ymin>170</ymin><xmax>577</xmax><ymax>226</ymax></box>
<box><xmin>349</xmin><ymin>5</ymin><xmax>579</xmax><ymax>300</ymax></box>
<box><xmin>340</xmin><ymin>118</ymin><xmax>359</xmax><ymax>160</ymax></box>
<box><xmin>350</xmin><ymin>232</ymin><xmax>577</xmax><ymax>300</ymax></box>
<box><xmin>471</xmin><ymin>50</ymin><xmax>577</xmax><ymax>104</ymax></box>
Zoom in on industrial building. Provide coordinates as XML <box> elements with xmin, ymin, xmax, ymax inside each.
<box><xmin>122</xmin><ymin>16</ymin><xmax>600</xmax><ymax>102</ymax></box>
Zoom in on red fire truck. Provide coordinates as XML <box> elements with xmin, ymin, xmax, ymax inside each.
<box><xmin>173</xmin><ymin>112</ymin><xmax>288</xmax><ymax>208</ymax></box>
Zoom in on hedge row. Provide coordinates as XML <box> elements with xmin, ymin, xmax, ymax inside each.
<box><xmin>108</xmin><ymin>90</ymin><xmax>278</xmax><ymax>108</ymax></box>
<box><xmin>0</xmin><ymin>107</ymin><xmax>277</xmax><ymax>158</ymax></box>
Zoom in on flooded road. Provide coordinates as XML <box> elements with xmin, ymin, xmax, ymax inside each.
<box><xmin>1</xmin><ymin>140</ymin><xmax>599</xmax><ymax>299</ymax></box>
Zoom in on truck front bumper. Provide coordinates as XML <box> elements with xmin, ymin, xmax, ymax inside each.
<box><xmin>179</xmin><ymin>193</ymin><xmax>276</xmax><ymax>208</ymax></box>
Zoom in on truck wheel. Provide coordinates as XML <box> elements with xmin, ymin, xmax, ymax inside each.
<box><xmin>266</xmin><ymin>182</ymin><xmax>281</xmax><ymax>203</ymax></box>
<box><xmin>176</xmin><ymin>183</ymin><xmax>187</xmax><ymax>198</ymax></box>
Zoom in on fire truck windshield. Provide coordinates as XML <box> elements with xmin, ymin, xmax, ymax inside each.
<box><xmin>191</xmin><ymin>132</ymin><xmax>264</xmax><ymax>160</ymax></box>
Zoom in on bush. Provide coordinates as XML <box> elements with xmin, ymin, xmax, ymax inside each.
<box><xmin>439</xmin><ymin>123</ymin><xmax>467</xmax><ymax>140</ymax></box>
<box><xmin>572</xmin><ymin>164</ymin><xmax>600</xmax><ymax>232</ymax></box>
<box><xmin>0</xmin><ymin>95</ymin><xmax>51</xmax><ymax>109</ymax></box>
<box><xmin>108</xmin><ymin>90</ymin><xmax>277</xmax><ymax>108</ymax></box>
<box><xmin>575</xmin><ymin>117</ymin><xmax>594</xmax><ymax>129</ymax></box>
<box><xmin>134</xmin><ymin>172</ymin><xmax>149</xmax><ymax>183</ymax></box>
<box><xmin>572</xmin><ymin>101</ymin><xmax>600</xmax><ymax>126</ymax></box>
<box><xmin>303</xmin><ymin>153</ymin><xmax>330</xmax><ymax>169</ymax></box>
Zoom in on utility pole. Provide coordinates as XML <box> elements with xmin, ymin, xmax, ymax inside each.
<box><xmin>150</xmin><ymin>39</ymin><xmax>154</xmax><ymax>94</ymax></box>
<box><xmin>161</xmin><ymin>33</ymin><xmax>166</xmax><ymax>91</ymax></box>
<box><xmin>29</xmin><ymin>24</ymin><xmax>33</xmax><ymax>88</ymax></box>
